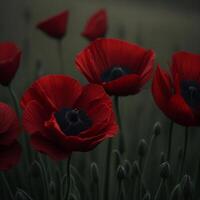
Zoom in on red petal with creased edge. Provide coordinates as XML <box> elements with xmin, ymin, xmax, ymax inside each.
<box><xmin>82</xmin><ymin>9</ymin><xmax>108</xmax><ymax>41</ymax></box>
<box><xmin>103</xmin><ymin>74</ymin><xmax>140</xmax><ymax>96</ymax></box>
<box><xmin>152</xmin><ymin>66</ymin><xmax>173</xmax><ymax>113</ymax></box>
<box><xmin>21</xmin><ymin>75</ymin><xmax>82</xmax><ymax>111</ymax></box>
<box><xmin>37</xmin><ymin>10</ymin><xmax>69</xmax><ymax>39</ymax></box>
<box><xmin>0</xmin><ymin>102</ymin><xmax>20</xmax><ymax>145</ymax></box>
<box><xmin>167</xmin><ymin>95</ymin><xmax>197</xmax><ymax>126</ymax></box>
<box><xmin>0</xmin><ymin>141</ymin><xmax>21</xmax><ymax>170</ymax></box>
<box><xmin>171</xmin><ymin>51</ymin><xmax>200</xmax><ymax>82</ymax></box>
<box><xmin>0</xmin><ymin>42</ymin><xmax>21</xmax><ymax>86</ymax></box>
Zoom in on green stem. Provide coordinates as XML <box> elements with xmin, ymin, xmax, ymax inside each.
<box><xmin>1</xmin><ymin>173</ymin><xmax>14</xmax><ymax>200</ymax></box>
<box><xmin>167</xmin><ymin>121</ymin><xmax>174</xmax><ymax>162</ymax></box>
<box><xmin>114</xmin><ymin>96</ymin><xmax>125</xmax><ymax>154</ymax></box>
<box><xmin>57</xmin><ymin>40</ymin><xmax>64</xmax><ymax>74</ymax></box>
<box><xmin>64</xmin><ymin>155</ymin><xmax>72</xmax><ymax>200</ymax></box>
<box><xmin>117</xmin><ymin>180</ymin><xmax>122</xmax><ymax>200</ymax></box>
<box><xmin>154</xmin><ymin>179</ymin><xmax>164</xmax><ymax>200</ymax></box>
<box><xmin>8</xmin><ymin>84</ymin><xmax>20</xmax><ymax>117</ymax></box>
<box><xmin>103</xmin><ymin>139</ymin><xmax>112</xmax><ymax>200</ymax></box>
<box><xmin>180</xmin><ymin>127</ymin><xmax>189</xmax><ymax>179</ymax></box>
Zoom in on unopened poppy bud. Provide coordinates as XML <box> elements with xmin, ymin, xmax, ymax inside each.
<box><xmin>160</xmin><ymin>152</ymin><xmax>165</xmax><ymax>164</ymax></box>
<box><xmin>137</xmin><ymin>139</ymin><xmax>148</xmax><ymax>157</ymax></box>
<box><xmin>181</xmin><ymin>175</ymin><xmax>193</xmax><ymax>199</ymax></box>
<box><xmin>117</xmin><ymin>165</ymin><xmax>126</xmax><ymax>180</ymax></box>
<box><xmin>132</xmin><ymin>161</ymin><xmax>140</xmax><ymax>177</ymax></box>
<box><xmin>113</xmin><ymin>149</ymin><xmax>121</xmax><ymax>168</ymax></box>
<box><xmin>170</xmin><ymin>184</ymin><xmax>181</xmax><ymax>200</ymax></box>
<box><xmin>30</xmin><ymin>161</ymin><xmax>41</xmax><ymax>178</ymax></box>
<box><xmin>160</xmin><ymin>162</ymin><xmax>170</xmax><ymax>179</ymax></box>
<box><xmin>143</xmin><ymin>192</ymin><xmax>151</xmax><ymax>200</ymax></box>
<box><xmin>49</xmin><ymin>180</ymin><xmax>56</xmax><ymax>196</ymax></box>
<box><xmin>123</xmin><ymin>160</ymin><xmax>132</xmax><ymax>176</ymax></box>
<box><xmin>153</xmin><ymin>121</ymin><xmax>161</xmax><ymax>137</ymax></box>
<box><xmin>90</xmin><ymin>162</ymin><xmax>99</xmax><ymax>183</ymax></box>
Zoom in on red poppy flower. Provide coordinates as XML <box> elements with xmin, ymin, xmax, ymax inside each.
<box><xmin>81</xmin><ymin>9</ymin><xmax>108</xmax><ymax>41</ymax></box>
<box><xmin>0</xmin><ymin>102</ymin><xmax>21</xmax><ymax>170</ymax></box>
<box><xmin>0</xmin><ymin>42</ymin><xmax>21</xmax><ymax>86</ymax></box>
<box><xmin>37</xmin><ymin>10</ymin><xmax>69</xmax><ymax>39</ymax></box>
<box><xmin>21</xmin><ymin>75</ymin><xmax>118</xmax><ymax>160</ymax></box>
<box><xmin>152</xmin><ymin>51</ymin><xmax>200</xmax><ymax>126</ymax></box>
<box><xmin>75</xmin><ymin>38</ymin><xmax>155</xmax><ymax>96</ymax></box>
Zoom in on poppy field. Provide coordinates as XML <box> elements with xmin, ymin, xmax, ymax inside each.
<box><xmin>0</xmin><ymin>0</ymin><xmax>200</xmax><ymax>200</ymax></box>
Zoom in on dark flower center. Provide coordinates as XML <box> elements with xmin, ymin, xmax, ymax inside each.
<box><xmin>101</xmin><ymin>67</ymin><xmax>133</xmax><ymax>82</ymax></box>
<box><xmin>181</xmin><ymin>80</ymin><xmax>200</xmax><ymax>108</ymax></box>
<box><xmin>54</xmin><ymin>108</ymin><xmax>92</xmax><ymax>136</ymax></box>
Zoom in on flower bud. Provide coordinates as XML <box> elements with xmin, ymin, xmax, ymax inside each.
<box><xmin>49</xmin><ymin>180</ymin><xmax>56</xmax><ymax>196</ymax></box>
<box><xmin>123</xmin><ymin>160</ymin><xmax>132</xmax><ymax>176</ymax></box>
<box><xmin>132</xmin><ymin>161</ymin><xmax>140</xmax><ymax>177</ymax></box>
<box><xmin>90</xmin><ymin>162</ymin><xmax>99</xmax><ymax>183</ymax></box>
<box><xmin>117</xmin><ymin>165</ymin><xmax>126</xmax><ymax>180</ymax></box>
<box><xmin>137</xmin><ymin>139</ymin><xmax>148</xmax><ymax>157</ymax></box>
<box><xmin>153</xmin><ymin>121</ymin><xmax>161</xmax><ymax>137</ymax></box>
<box><xmin>143</xmin><ymin>192</ymin><xmax>151</xmax><ymax>200</ymax></box>
<box><xmin>181</xmin><ymin>175</ymin><xmax>193</xmax><ymax>199</ymax></box>
<box><xmin>160</xmin><ymin>162</ymin><xmax>170</xmax><ymax>179</ymax></box>
<box><xmin>170</xmin><ymin>184</ymin><xmax>181</xmax><ymax>200</ymax></box>
<box><xmin>113</xmin><ymin>149</ymin><xmax>121</xmax><ymax>168</ymax></box>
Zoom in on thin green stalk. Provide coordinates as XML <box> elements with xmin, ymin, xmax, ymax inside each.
<box><xmin>167</xmin><ymin>121</ymin><xmax>174</xmax><ymax>162</ymax></box>
<box><xmin>64</xmin><ymin>155</ymin><xmax>72</xmax><ymax>200</ymax></box>
<box><xmin>57</xmin><ymin>40</ymin><xmax>64</xmax><ymax>74</ymax></box>
<box><xmin>117</xmin><ymin>180</ymin><xmax>122</xmax><ymax>200</ymax></box>
<box><xmin>8</xmin><ymin>84</ymin><xmax>20</xmax><ymax>117</ymax></box>
<box><xmin>154</xmin><ymin>179</ymin><xmax>164</xmax><ymax>200</ymax></box>
<box><xmin>103</xmin><ymin>139</ymin><xmax>112</xmax><ymax>200</ymax></box>
<box><xmin>180</xmin><ymin>127</ymin><xmax>189</xmax><ymax>180</ymax></box>
<box><xmin>114</xmin><ymin>96</ymin><xmax>125</xmax><ymax>154</ymax></box>
<box><xmin>1</xmin><ymin>173</ymin><xmax>15</xmax><ymax>200</ymax></box>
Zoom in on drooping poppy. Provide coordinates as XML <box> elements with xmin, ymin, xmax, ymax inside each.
<box><xmin>81</xmin><ymin>9</ymin><xmax>108</xmax><ymax>41</ymax></box>
<box><xmin>75</xmin><ymin>38</ymin><xmax>155</xmax><ymax>96</ymax></box>
<box><xmin>0</xmin><ymin>102</ymin><xmax>21</xmax><ymax>170</ymax></box>
<box><xmin>37</xmin><ymin>10</ymin><xmax>69</xmax><ymax>39</ymax></box>
<box><xmin>152</xmin><ymin>51</ymin><xmax>200</xmax><ymax>126</ymax></box>
<box><xmin>0</xmin><ymin>42</ymin><xmax>21</xmax><ymax>86</ymax></box>
<box><xmin>21</xmin><ymin>75</ymin><xmax>118</xmax><ymax>160</ymax></box>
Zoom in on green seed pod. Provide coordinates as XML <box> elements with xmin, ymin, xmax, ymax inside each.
<box><xmin>181</xmin><ymin>175</ymin><xmax>193</xmax><ymax>199</ymax></box>
<box><xmin>117</xmin><ymin>165</ymin><xmax>126</xmax><ymax>180</ymax></box>
<box><xmin>143</xmin><ymin>192</ymin><xmax>151</xmax><ymax>200</ymax></box>
<box><xmin>170</xmin><ymin>184</ymin><xmax>181</xmax><ymax>200</ymax></box>
<box><xmin>49</xmin><ymin>180</ymin><xmax>56</xmax><ymax>196</ymax></box>
<box><xmin>123</xmin><ymin>159</ymin><xmax>132</xmax><ymax>176</ymax></box>
<box><xmin>30</xmin><ymin>161</ymin><xmax>41</xmax><ymax>178</ymax></box>
<box><xmin>153</xmin><ymin>121</ymin><xmax>161</xmax><ymax>137</ymax></box>
<box><xmin>160</xmin><ymin>162</ymin><xmax>170</xmax><ymax>179</ymax></box>
<box><xmin>90</xmin><ymin>162</ymin><xmax>99</xmax><ymax>183</ymax></box>
<box><xmin>137</xmin><ymin>139</ymin><xmax>148</xmax><ymax>157</ymax></box>
<box><xmin>132</xmin><ymin>161</ymin><xmax>140</xmax><ymax>177</ymax></box>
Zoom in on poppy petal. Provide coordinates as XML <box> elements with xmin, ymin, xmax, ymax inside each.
<box><xmin>20</xmin><ymin>75</ymin><xmax>82</xmax><ymax>111</ymax></box>
<box><xmin>103</xmin><ymin>74</ymin><xmax>140</xmax><ymax>96</ymax></box>
<box><xmin>171</xmin><ymin>51</ymin><xmax>200</xmax><ymax>82</ymax></box>
<box><xmin>37</xmin><ymin>10</ymin><xmax>69</xmax><ymax>39</ymax></box>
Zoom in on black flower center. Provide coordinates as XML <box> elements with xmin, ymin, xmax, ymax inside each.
<box><xmin>101</xmin><ymin>67</ymin><xmax>133</xmax><ymax>82</ymax></box>
<box><xmin>181</xmin><ymin>80</ymin><xmax>200</xmax><ymax>108</ymax></box>
<box><xmin>54</xmin><ymin>108</ymin><xmax>92</xmax><ymax>136</ymax></box>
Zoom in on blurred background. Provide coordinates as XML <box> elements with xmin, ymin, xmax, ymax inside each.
<box><xmin>0</xmin><ymin>0</ymin><xmax>200</xmax><ymax>198</ymax></box>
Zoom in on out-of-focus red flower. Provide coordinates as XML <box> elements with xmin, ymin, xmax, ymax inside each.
<box><xmin>0</xmin><ymin>42</ymin><xmax>21</xmax><ymax>86</ymax></box>
<box><xmin>21</xmin><ymin>75</ymin><xmax>118</xmax><ymax>160</ymax></box>
<box><xmin>81</xmin><ymin>9</ymin><xmax>108</xmax><ymax>41</ymax></box>
<box><xmin>152</xmin><ymin>51</ymin><xmax>200</xmax><ymax>126</ymax></box>
<box><xmin>76</xmin><ymin>38</ymin><xmax>155</xmax><ymax>96</ymax></box>
<box><xmin>0</xmin><ymin>102</ymin><xmax>21</xmax><ymax>170</ymax></box>
<box><xmin>37</xmin><ymin>10</ymin><xmax>69</xmax><ymax>39</ymax></box>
